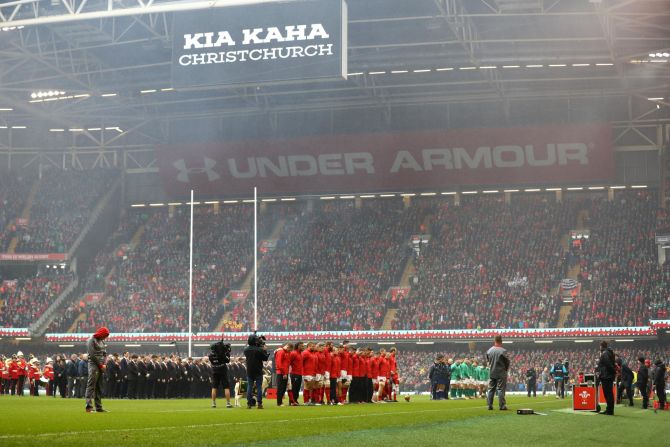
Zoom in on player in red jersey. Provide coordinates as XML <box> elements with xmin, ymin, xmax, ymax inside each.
<box><xmin>322</xmin><ymin>342</ymin><xmax>333</xmax><ymax>404</ymax></box>
<box><xmin>377</xmin><ymin>351</ymin><xmax>390</xmax><ymax>402</ymax></box>
<box><xmin>389</xmin><ymin>347</ymin><xmax>399</xmax><ymax>402</ymax></box>
<box><xmin>288</xmin><ymin>341</ymin><xmax>304</xmax><ymax>406</ymax></box>
<box><xmin>301</xmin><ymin>342</ymin><xmax>317</xmax><ymax>405</ymax></box>
<box><xmin>314</xmin><ymin>343</ymin><xmax>326</xmax><ymax>404</ymax></box>
<box><xmin>370</xmin><ymin>350</ymin><xmax>381</xmax><ymax>402</ymax></box>
<box><xmin>329</xmin><ymin>345</ymin><xmax>342</xmax><ymax>405</ymax></box>
<box><xmin>350</xmin><ymin>348</ymin><xmax>361</xmax><ymax>403</ymax></box>
<box><xmin>274</xmin><ymin>343</ymin><xmax>292</xmax><ymax>406</ymax></box>
<box><xmin>339</xmin><ymin>344</ymin><xmax>351</xmax><ymax>403</ymax></box>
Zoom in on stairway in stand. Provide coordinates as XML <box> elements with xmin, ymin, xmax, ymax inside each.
<box><xmin>7</xmin><ymin>176</ymin><xmax>41</xmax><ymax>253</ymax></box>
<box><xmin>556</xmin><ymin>209</ymin><xmax>590</xmax><ymax>327</ymax></box>
<box><xmin>380</xmin><ymin>309</ymin><xmax>398</xmax><ymax>330</ymax></box>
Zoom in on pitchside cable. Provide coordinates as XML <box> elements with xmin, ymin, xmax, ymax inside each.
<box><xmin>189</xmin><ymin>189</ymin><xmax>194</xmax><ymax>358</ymax></box>
<box><xmin>254</xmin><ymin>187</ymin><xmax>258</xmax><ymax>331</ymax></box>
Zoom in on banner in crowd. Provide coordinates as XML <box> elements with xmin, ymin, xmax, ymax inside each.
<box><xmin>2</xmin><ymin>279</ymin><xmax>18</xmax><ymax>289</ymax></box>
<box><xmin>156</xmin><ymin>124</ymin><xmax>615</xmax><ymax>197</ymax></box>
<box><xmin>15</xmin><ymin>218</ymin><xmax>28</xmax><ymax>226</ymax></box>
<box><xmin>388</xmin><ymin>287</ymin><xmax>410</xmax><ymax>304</ymax></box>
<box><xmin>171</xmin><ymin>0</ymin><xmax>348</xmax><ymax>88</ymax></box>
<box><xmin>259</xmin><ymin>239</ymin><xmax>278</xmax><ymax>254</ymax></box>
<box><xmin>230</xmin><ymin>290</ymin><xmax>249</xmax><ymax>301</ymax></box>
<box><xmin>0</xmin><ymin>253</ymin><xmax>67</xmax><ymax>262</ymax></box>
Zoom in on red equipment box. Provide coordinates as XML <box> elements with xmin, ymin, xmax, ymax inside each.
<box><xmin>266</xmin><ymin>388</ymin><xmax>277</xmax><ymax>399</ymax></box>
<box><xmin>573</xmin><ymin>385</ymin><xmax>597</xmax><ymax>411</ymax></box>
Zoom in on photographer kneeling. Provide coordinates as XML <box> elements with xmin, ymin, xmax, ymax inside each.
<box><xmin>244</xmin><ymin>333</ymin><xmax>270</xmax><ymax>409</ymax></box>
<box><xmin>209</xmin><ymin>340</ymin><xmax>232</xmax><ymax>408</ymax></box>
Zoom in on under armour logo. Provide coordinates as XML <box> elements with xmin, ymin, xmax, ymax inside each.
<box><xmin>173</xmin><ymin>158</ymin><xmax>221</xmax><ymax>183</ymax></box>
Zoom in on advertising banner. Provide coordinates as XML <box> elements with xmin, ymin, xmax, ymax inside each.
<box><xmin>0</xmin><ymin>253</ymin><xmax>67</xmax><ymax>262</ymax></box>
<box><xmin>171</xmin><ymin>0</ymin><xmax>348</xmax><ymax>88</ymax></box>
<box><xmin>156</xmin><ymin>124</ymin><xmax>615</xmax><ymax>197</ymax></box>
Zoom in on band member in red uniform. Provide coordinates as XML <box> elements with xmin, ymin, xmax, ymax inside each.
<box><xmin>28</xmin><ymin>358</ymin><xmax>42</xmax><ymax>396</ymax></box>
<box><xmin>0</xmin><ymin>355</ymin><xmax>6</xmax><ymax>394</ymax></box>
<box><xmin>301</xmin><ymin>342</ymin><xmax>317</xmax><ymax>405</ymax></box>
<box><xmin>8</xmin><ymin>354</ymin><xmax>19</xmax><ymax>395</ymax></box>
<box><xmin>288</xmin><ymin>342</ymin><xmax>304</xmax><ymax>406</ymax></box>
<box><xmin>274</xmin><ymin>343</ymin><xmax>292</xmax><ymax>406</ymax></box>
<box><xmin>43</xmin><ymin>359</ymin><xmax>55</xmax><ymax>397</ymax></box>
<box><xmin>16</xmin><ymin>351</ymin><xmax>27</xmax><ymax>396</ymax></box>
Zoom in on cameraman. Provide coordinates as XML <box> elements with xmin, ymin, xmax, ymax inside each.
<box><xmin>244</xmin><ymin>333</ymin><xmax>270</xmax><ymax>409</ymax></box>
<box><xmin>209</xmin><ymin>340</ymin><xmax>232</xmax><ymax>408</ymax></box>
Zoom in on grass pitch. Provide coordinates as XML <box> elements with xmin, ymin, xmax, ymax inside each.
<box><xmin>0</xmin><ymin>395</ymin><xmax>666</xmax><ymax>447</ymax></box>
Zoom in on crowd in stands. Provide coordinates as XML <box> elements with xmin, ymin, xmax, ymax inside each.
<box><xmin>56</xmin><ymin>205</ymin><xmax>265</xmax><ymax>333</ymax></box>
<box><xmin>398</xmin><ymin>344</ymin><xmax>670</xmax><ymax>393</ymax></box>
<box><xmin>4</xmin><ymin>186</ymin><xmax>670</xmax><ymax>333</ymax></box>
<box><xmin>12</xmin><ymin>169</ymin><xmax>117</xmax><ymax>253</ymax></box>
<box><xmin>0</xmin><ymin>171</ymin><xmax>33</xmax><ymax>252</ymax></box>
<box><xmin>566</xmin><ymin>190</ymin><xmax>670</xmax><ymax>327</ymax></box>
<box><xmin>251</xmin><ymin>200</ymin><xmax>428</xmax><ymax>331</ymax></box>
<box><xmin>0</xmin><ymin>270</ymin><xmax>74</xmax><ymax>328</ymax></box>
<box><xmin>393</xmin><ymin>195</ymin><xmax>577</xmax><ymax>331</ymax></box>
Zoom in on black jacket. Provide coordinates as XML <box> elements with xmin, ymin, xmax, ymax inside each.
<box><xmin>526</xmin><ymin>368</ymin><xmax>537</xmax><ymax>382</ymax></box>
<box><xmin>637</xmin><ymin>364</ymin><xmax>649</xmax><ymax>386</ymax></box>
<box><xmin>620</xmin><ymin>363</ymin><xmax>633</xmax><ymax>385</ymax></box>
<box><xmin>597</xmin><ymin>348</ymin><xmax>616</xmax><ymax>381</ymax></box>
<box><xmin>244</xmin><ymin>345</ymin><xmax>269</xmax><ymax>378</ymax></box>
<box><xmin>127</xmin><ymin>361</ymin><xmax>139</xmax><ymax>381</ymax></box>
<box><xmin>65</xmin><ymin>360</ymin><xmax>78</xmax><ymax>378</ymax></box>
<box><xmin>653</xmin><ymin>361</ymin><xmax>666</xmax><ymax>389</ymax></box>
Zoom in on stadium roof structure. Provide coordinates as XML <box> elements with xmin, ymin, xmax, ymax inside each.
<box><xmin>0</xmin><ymin>0</ymin><xmax>668</xmax><ymax>158</ymax></box>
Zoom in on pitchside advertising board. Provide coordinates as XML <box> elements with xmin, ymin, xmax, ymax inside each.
<box><xmin>156</xmin><ymin>124</ymin><xmax>615</xmax><ymax>197</ymax></box>
<box><xmin>171</xmin><ymin>0</ymin><xmax>348</xmax><ymax>88</ymax></box>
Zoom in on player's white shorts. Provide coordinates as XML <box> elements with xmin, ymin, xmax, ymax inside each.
<box><xmin>377</xmin><ymin>376</ymin><xmax>387</xmax><ymax>384</ymax></box>
<box><xmin>346</xmin><ymin>375</ymin><xmax>352</xmax><ymax>382</ymax></box>
<box><xmin>340</xmin><ymin>370</ymin><xmax>347</xmax><ymax>378</ymax></box>
<box><xmin>324</xmin><ymin>371</ymin><xmax>330</xmax><ymax>380</ymax></box>
<box><xmin>303</xmin><ymin>375</ymin><xmax>314</xmax><ymax>382</ymax></box>
<box><xmin>315</xmin><ymin>374</ymin><xmax>323</xmax><ymax>382</ymax></box>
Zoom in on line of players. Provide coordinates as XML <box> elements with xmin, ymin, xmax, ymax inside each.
<box><xmin>428</xmin><ymin>356</ymin><xmax>489</xmax><ymax>400</ymax></box>
<box><xmin>273</xmin><ymin>341</ymin><xmax>399</xmax><ymax>406</ymax></box>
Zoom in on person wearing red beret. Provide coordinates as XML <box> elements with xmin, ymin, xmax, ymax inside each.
<box><xmin>85</xmin><ymin>327</ymin><xmax>110</xmax><ymax>413</ymax></box>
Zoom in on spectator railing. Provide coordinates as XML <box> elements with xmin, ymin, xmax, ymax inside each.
<box><xmin>0</xmin><ymin>328</ymin><xmax>29</xmax><ymax>337</ymax></box>
<box><xmin>44</xmin><ymin>326</ymin><xmax>656</xmax><ymax>344</ymax></box>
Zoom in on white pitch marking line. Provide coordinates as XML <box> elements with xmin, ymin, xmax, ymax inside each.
<box><xmin>0</xmin><ymin>400</ymin><xmax>561</xmax><ymax>439</ymax></box>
